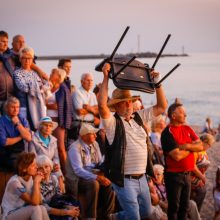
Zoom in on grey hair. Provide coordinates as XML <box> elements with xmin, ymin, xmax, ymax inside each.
<box><xmin>4</xmin><ymin>96</ymin><xmax>20</xmax><ymax>112</ymax></box>
<box><xmin>36</xmin><ymin>155</ymin><xmax>53</xmax><ymax>170</ymax></box>
<box><xmin>19</xmin><ymin>46</ymin><xmax>34</xmax><ymax>58</ymax></box>
<box><xmin>81</xmin><ymin>72</ymin><xmax>93</xmax><ymax>81</ymax></box>
<box><xmin>153</xmin><ymin>164</ymin><xmax>164</xmax><ymax>175</ymax></box>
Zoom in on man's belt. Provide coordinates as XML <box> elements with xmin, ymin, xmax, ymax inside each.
<box><xmin>124</xmin><ymin>174</ymin><xmax>144</xmax><ymax>180</ymax></box>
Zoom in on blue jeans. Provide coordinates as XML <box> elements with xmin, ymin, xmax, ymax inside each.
<box><xmin>112</xmin><ymin>175</ymin><xmax>152</xmax><ymax>220</ymax></box>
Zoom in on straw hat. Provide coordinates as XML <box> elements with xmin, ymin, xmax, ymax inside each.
<box><xmin>79</xmin><ymin>123</ymin><xmax>99</xmax><ymax>136</ymax></box>
<box><xmin>107</xmin><ymin>88</ymin><xmax>140</xmax><ymax>108</ymax></box>
<box><xmin>38</xmin><ymin>116</ymin><xmax>58</xmax><ymax>131</ymax></box>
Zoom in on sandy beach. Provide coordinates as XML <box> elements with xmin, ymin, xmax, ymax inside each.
<box><xmin>183</xmin><ymin>125</ymin><xmax>219</xmax><ymax>220</ymax></box>
<box><xmin>200</xmin><ymin>140</ymin><xmax>220</xmax><ymax>220</ymax></box>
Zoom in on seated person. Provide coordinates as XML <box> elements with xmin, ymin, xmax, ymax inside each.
<box><xmin>28</xmin><ymin>116</ymin><xmax>64</xmax><ymax>192</ymax></box>
<box><xmin>151</xmin><ymin>164</ymin><xmax>201</xmax><ymax>220</ymax></box>
<box><xmin>152</xmin><ymin>164</ymin><xmax>167</xmax><ymax>213</ymax></box>
<box><xmin>147</xmin><ymin>175</ymin><xmax>167</xmax><ymax>220</ymax></box>
<box><xmin>65</xmin><ymin>123</ymin><xmax>115</xmax><ymax>219</ymax></box>
<box><xmin>202</xmin><ymin>117</ymin><xmax>216</xmax><ymax>135</ymax></box>
<box><xmin>0</xmin><ymin>97</ymin><xmax>31</xmax><ymax>203</ymax></box>
<box><xmin>36</xmin><ymin>155</ymin><xmax>80</xmax><ymax>220</ymax></box>
<box><xmin>1</xmin><ymin>152</ymin><xmax>49</xmax><ymax>220</ymax></box>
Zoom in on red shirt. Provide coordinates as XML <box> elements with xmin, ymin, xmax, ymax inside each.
<box><xmin>161</xmin><ymin>125</ymin><xmax>199</xmax><ymax>172</ymax></box>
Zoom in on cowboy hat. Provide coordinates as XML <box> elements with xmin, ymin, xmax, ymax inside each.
<box><xmin>107</xmin><ymin>88</ymin><xmax>140</xmax><ymax>108</ymax></box>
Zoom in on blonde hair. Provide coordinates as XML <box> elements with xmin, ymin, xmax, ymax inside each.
<box><xmin>57</xmin><ymin>68</ymin><xmax>66</xmax><ymax>83</ymax></box>
<box><xmin>200</xmin><ymin>133</ymin><xmax>215</xmax><ymax>146</ymax></box>
<box><xmin>50</xmin><ymin>68</ymin><xmax>66</xmax><ymax>84</ymax></box>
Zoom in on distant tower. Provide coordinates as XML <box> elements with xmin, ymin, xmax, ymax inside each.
<box><xmin>137</xmin><ymin>34</ymin><xmax>140</xmax><ymax>54</ymax></box>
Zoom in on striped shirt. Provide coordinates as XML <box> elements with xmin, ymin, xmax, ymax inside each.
<box><xmin>101</xmin><ymin>107</ymin><xmax>155</xmax><ymax>175</ymax></box>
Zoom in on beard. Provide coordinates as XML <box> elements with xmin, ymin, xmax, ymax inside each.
<box><xmin>120</xmin><ymin>108</ymin><xmax>133</xmax><ymax>119</ymax></box>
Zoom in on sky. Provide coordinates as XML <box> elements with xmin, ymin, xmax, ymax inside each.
<box><xmin>1</xmin><ymin>0</ymin><xmax>220</xmax><ymax>56</ymax></box>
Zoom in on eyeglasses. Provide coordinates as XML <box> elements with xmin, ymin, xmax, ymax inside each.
<box><xmin>21</xmin><ymin>57</ymin><xmax>33</xmax><ymax>61</ymax></box>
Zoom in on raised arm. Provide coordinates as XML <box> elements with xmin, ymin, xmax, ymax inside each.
<box><xmin>151</xmin><ymin>71</ymin><xmax>168</xmax><ymax>117</ymax></box>
<box><xmin>98</xmin><ymin>63</ymin><xmax>111</xmax><ymax>119</ymax></box>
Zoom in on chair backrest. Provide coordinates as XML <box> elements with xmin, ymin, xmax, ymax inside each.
<box><xmin>111</xmin><ymin>57</ymin><xmax>155</xmax><ymax>94</ymax></box>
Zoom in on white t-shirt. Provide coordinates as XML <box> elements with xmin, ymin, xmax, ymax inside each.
<box><xmin>47</xmin><ymin>89</ymin><xmax>59</xmax><ymax>117</ymax></box>
<box><xmin>1</xmin><ymin>175</ymin><xmax>33</xmax><ymax>219</ymax></box>
<box><xmin>101</xmin><ymin>107</ymin><xmax>155</xmax><ymax>175</ymax></box>
<box><xmin>72</xmin><ymin>86</ymin><xmax>97</xmax><ymax>121</ymax></box>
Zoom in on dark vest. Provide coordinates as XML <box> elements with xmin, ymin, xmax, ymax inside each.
<box><xmin>106</xmin><ymin>112</ymin><xmax>151</xmax><ymax>187</ymax></box>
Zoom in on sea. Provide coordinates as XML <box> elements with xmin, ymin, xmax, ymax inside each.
<box><xmin>38</xmin><ymin>52</ymin><xmax>220</xmax><ymax>127</ymax></box>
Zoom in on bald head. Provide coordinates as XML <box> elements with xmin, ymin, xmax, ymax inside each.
<box><xmin>12</xmin><ymin>35</ymin><xmax>25</xmax><ymax>53</ymax></box>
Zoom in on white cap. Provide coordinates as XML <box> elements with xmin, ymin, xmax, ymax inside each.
<box><xmin>79</xmin><ymin>123</ymin><xmax>99</xmax><ymax>136</ymax></box>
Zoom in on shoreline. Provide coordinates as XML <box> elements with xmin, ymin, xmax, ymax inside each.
<box><xmin>37</xmin><ymin>52</ymin><xmax>188</xmax><ymax>61</ymax></box>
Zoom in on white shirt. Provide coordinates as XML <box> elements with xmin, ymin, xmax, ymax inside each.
<box><xmin>72</xmin><ymin>86</ymin><xmax>97</xmax><ymax>121</ymax></box>
<box><xmin>47</xmin><ymin>89</ymin><xmax>59</xmax><ymax>117</ymax></box>
<box><xmin>101</xmin><ymin>107</ymin><xmax>155</xmax><ymax>175</ymax></box>
<box><xmin>1</xmin><ymin>175</ymin><xmax>33</xmax><ymax>219</ymax></box>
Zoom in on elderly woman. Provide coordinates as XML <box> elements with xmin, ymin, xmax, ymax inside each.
<box><xmin>36</xmin><ymin>155</ymin><xmax>80</xmax><ymax>220</ymax></box>
<box><xmin>13</xmin><ymin>46</ymin><xmax>48</xmax><ymax>130</ymax></box>
<box><xmin>46</xmin><ymin>68</ymin><xmax>73</xmax><ymax>174</ymax></box>
<box><xmin>1</xmin><ymin>152</ymin><xmax>49</xmax><ymax>220</ymax></box>
<box><xmin>28</xmin><ymin>116</ymin><xmax>65</xmax><ymax>192</ymax></box>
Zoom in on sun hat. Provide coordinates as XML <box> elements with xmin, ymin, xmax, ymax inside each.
<box><xmin>38</xmin><ymin>116</ymin><xmax>58</xmax><ymax>131</ymax></box>
<box><xmin>107</xmin><ymin>88</ymin><xmax>140</xmax><ymax>108</ymax></box>
<box><xmin>79</xmin><ymin>123</ymin><xmax>99</xmax><ymax>136</ymax></box>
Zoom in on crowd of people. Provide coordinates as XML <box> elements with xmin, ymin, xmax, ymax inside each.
<box><xmin>0</xmin><ymin>30</ymin><xmax>219</xmax><ymax>220</ymax></box>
